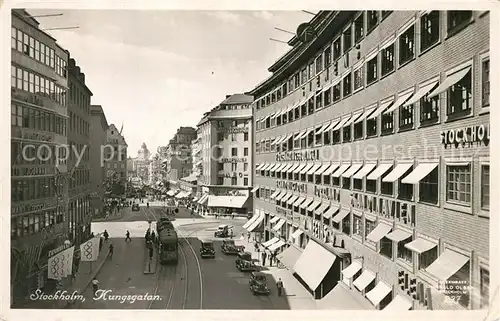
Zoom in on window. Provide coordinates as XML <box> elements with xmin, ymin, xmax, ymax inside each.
<box><xmin>231</xmin><ymin>177</ymin><xmax>237</xmax><ymax>185</ymax></box>
<box><xmin>353</xmin><ymin>216</ymin><xmax>362</xmax><ymax>237</ymax></box>
<box><xmin>244</xmin><ymin>163</ymin><xmax>248</xmax><ymax>172</ymax></box>
<box><xmin>419</xmin><ymin>246</ymin><xmax>437</xmax><ymax>270</ymax></box>
<box><xmin>282</xmin><ymin>83</ymin><xmax>288</xmax><ymax>96</ymax></box>
<box><xmin>480</xmin><ymin>268</ymin><xmax>490</xmax><ymax>308</ymax></box>
<box><xmin>366</xmin><ymin>179</ymin><xmax>376</xmax><ymax>193</ymax></box>
<box><xmin>231</xmin><ymin>163</ymin><xmax>237</xmax><ymax>171</ymax></box>
<box><xmin>332</xmin><ymin>129</ymin><xmax>341</xmax><ymax>144</ymax></box>
<box><xmin>342</xmin><ymin>125</ymin><xmax>351</xmax><ymax>142</ymax></box>
<box><xmin>316</xmin><ymin>54</ymin><xmax>323</xmax><ymax>74</ymax></box>
<box><xmin>333</xmin><ymin>83</ymin><xmax>341</xmax><ymax>102</ymax></box>
<box><xmin>381</xmin><ymin>167</ymin><xmax>394</xmax><ymax>195</ymax></box>
<box><xmin>482</xmin><ymin>58</ymin><xmax>490</xmax><ymax>107</ymax></box>
<box><xmin>343</xmin><ymin>25</ymin><xmax>352</xmax><ymax>53</ymax></box>
<box><xmin>354</xmin><ymin>14</ymin><xmax>364</xmax><ymax>43</ymax></box>
<box><xmin>446</xmin><ymin>164</ymin><xmax>471</xmax><ymax>205</ymax></box>
<box><xmin>354</xmin><ymin>121</ymin><xmax>363</xmax><ymax>139</ymax></box>
<box><xmin>353</xmin><ymin>66</ymin><xmax>363</xmax><ymax>91</ymax></box>
<box><xmin>367</xmin><ymin>11</ymin><xmax>378</xmax><ymax>32</ymax></box>
<box><xmin>421</xmin><ymin>11</ymin><xmax>440</xmax><ymax>52</ymax></box>
<box><xmin>353</xmin><ymin>178</ymin><xmax>362</xmax><ymax>190</ymax></box>
<box><xmin>381</xmin><ymin>111</ymin><xmax>394</xmax><ymax>134</ymax></box>
<box><xmin>217</xmin><ymin>177</ymin><xmax>224</xmax><ymax>185</ymax></box>
<box><xmin>364</xmin><ymin>219</ymin><xmax>375</xmax><ymax>240</ymax></box>
<box><xmin>367</xmin><ymin>55</ymin><xmax>378</xmax><ymax>84</ymax></box>
<box><xmin>301</xmin><ymin>68</ymin><xmax>307</xmax><ymax>84</ymax></box>
<box><xmin>419</xmin><ymin>166</ymin><xmax>439</xmax><ymax>204</ymax></box>
<box><xmin>447</xmin><ymin>11</ymin><xmax>472</xmax><ymax>33</ymax></box>
<box><xmin>381</xmin><ymin>43</ymin><xmax>395</xmax><ymax>76</ymax></box>
<box><xmin>308</xmin><ymin>62</ymin><xmax>314</xmax><ymax>79</ymax></box>
<box><xmin>324</xmin><ymin>46</ymin><xmax>332</xmax><ymax>67</ymax></box>
<box><xmin>399</xmin><ymin>103</ymin><xmax>414</xmax><ymax>129</ymax></box>
<box><xmin>243</xmin><ymin>177</ymin><xmax>248</xmax><ymax>186</ymax></box>
<box><xmin>231</xmin><ymin>148</ymin><xmax>237</xmax><ymax>157</ymax></box>
<box><xmin>397</xmin><ymin>237</ymin><xmax>413</xmax><ymax>263</ymax></box>
<box><xmin>217</xmin><ymin>132</ymin><xmax>224</xmax><ymax>141</ymax></box>
<box><xmin>381</xmin><ymin>11</ymin><xmax>392</xmax><ymax>19</ymax></box>
<box><xmin>399</xmin><ymin>25</ymin><xmax>415</xmax><ymax>65</ymax></box>
<box><xmin>447</xmin><ymin>69</ymin><xmax>472</xmax><ymax>116</ymax></box>
<box><xmin>243</xmin><ymin>147</ymin><xmax>248</xmax><ymax>157</ymax></box>
<box><xmin>343</xmin><ymin>72</ymin><xmax>352</xmax><ymax>97</ymax></box>
<box><xmin>481</xmin><ymin>165</ymin><xmax>489</xmax><ymax>209</ymax></box>
<box><xmin>380</xmin><ymin>237</ymin><xmax>393</xmax><ymax>259</ymax></box>
<box><xmin>420</xmin><ymin>84</ymin><xmax>440</xmax><ymax>125</ymax></box>
<box><xmin>398</xmin><ymin>166</ymin><xmax>413</xmax><ymax>201</ymax></box>
<box><xmin>333</xmin><ymin>38</ymin><xmax>341</xmax><ymax>60</ymax></box>
<box><xmin>324</xmin><ymin>88</ymin><xmax>332</xmax><ymax>106</ymax></box>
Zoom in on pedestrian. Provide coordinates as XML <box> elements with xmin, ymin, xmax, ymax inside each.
<box><xmin>276</xmin><ymin>278</ymin><xmax>284</xmax><ymax>296</ymax></box>
<box><xmin>151</xmin><ymin>231</ymin><xmax>156</xmax><ymax>243</ymax></box>
<box><xmin>230</xmin><ymin>229</ymin><xmax>234</xmax><ymax>239</ymax></box>
<box><xmin>269</xmin><ymin>252</ymin><xmax>275</xmax><ymax>266</ymax></box>
<box><xmin>262</xmin><ymin>251</ymin><xmax>267</xmax><ymax>266</ymax></box>
<box><xmin>91</xmin><ymin>277</ymin><xmax>100</xmax><ymax>297</ymax></box>
<box><xmin>109</xmin><ymin>243</ymin><xmax>114</xmax><ymax>259</ymax></box>
<box><xmin>125</xmin><ymin>230</ymin><xmax>131</xmax><ymax>242</ymax></box>
<box><xmin>103</xmin><ymin>230</ymin><xmax>109</xmax><ymax>241</ymax></box>
<box><xmin>247</xmin><ymin>232</ymin><xmax>251</xmax><ymax>242</ymax></box>
<box><xmin>99</xmin><ymin>237</ymin><xmax>103</xmax><ymax>251</ymax></box>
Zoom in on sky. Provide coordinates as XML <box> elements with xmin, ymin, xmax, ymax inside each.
<box><xmin>27</xmin><ymin>9</ymin><xmax>312</xmax><ymax>156</ymax></box>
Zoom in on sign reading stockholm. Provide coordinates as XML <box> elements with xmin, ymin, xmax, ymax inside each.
<box><xmin>275</xmin><ymin>150</ymin><xmax>319</xmax><ymax>162</ymax></box>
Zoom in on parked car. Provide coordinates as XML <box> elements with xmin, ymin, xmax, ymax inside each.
<box><xmin>199</xmin><ymin>239</ymin><xmax>216</xmax><ymax>258</ymax></box>
<box><xmin>132</xmin><ymin>203</ymin><xmax>140</xmax><ymax>211</ymax></box>
<box><xmin>221</xmin><ymin>239</ymin><xmax>245</xmax><ymax>255</ymax></box>
<box><xmin>249</xmin><ymin>272</ymin><xmax>271</xmax><ymax>295</ymax></box>
<box><xmin>235</xmin><ymin>251</ymin><xmax>257</xmax><ymax>271</ymax></box>
<box><xmin>214</xmin><ymin>224</ymin><xmax>230</xmax><ymax>238</ymax></box>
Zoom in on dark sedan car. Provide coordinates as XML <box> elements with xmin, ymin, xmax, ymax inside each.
<box><xmin>249</xmin><ymin>272</ymin><xmax>271</xmax><ymax>295</ymax></box>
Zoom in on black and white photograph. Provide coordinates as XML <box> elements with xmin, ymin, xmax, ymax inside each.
<box><xmin>4</xmin><ymin>1</ymin><xmax>499</xmax><ymax>317</ymax></box>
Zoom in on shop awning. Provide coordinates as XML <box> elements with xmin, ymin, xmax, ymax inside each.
<box><xmin>314</xmin><ymin>202</ymin><xmax>329</xmax><ymax>215</ymax></box>
<box><xmin>385</xmin><ymin>229</ymin><xmax>412</xmax><ymax>242</ymax></box>
<box><xmin>243</xmin><ymin>213</ymin><xmax>261</xmax><ymax>229</ymax></box>
<box><xmin>273</xmin><ymin>219</ymin><xmax>286</xmax><ymax>231</ymax></box>
<box><xmin>268</xmin><ymin>240</ymin><xmax>286</xmax><ymax>251</ymax></box>
<box><xmin>287</xmin><ymin>194</ymin><xmax>299</xmax><ymax>205</ymax></box>
<box><xmin>424</xmin><ymin>249</ymin><xmax>470</xmax><ymax>281</ymax></box>
<box><xmin>368</xmin><ymin>100</ymin><xmax>394</xmax><ymax>120</ymax></box>
<box><xmin>262</xmin><ymin>237</ymin><xmax>280</xmax><ymax>248</ymax></box>
<box><xmin>404</xmin><ymin>238</ymin><xmax>437</xmax><ymax>253</ymax></box>
<box><xmin>299</xmin><ymin>128</ymin><xmax>313</xmax><ymax>140</ymax></box>
<box><xmin>288</xmin><ymin>163</ymin><xmax>301</xmax><ymax>173</ymax></box>
<box><xmin>275</xmin><ymin>191</ymin><xmax>288</xmax><ymax>202</ymax></box>
<box><xmin>323</xmin><ymin>119</ymin><xmax>340</xmax><ymax>132</ymax></box>
<box><xmin>281</xmin><ymin>163</ymin><xmax>294</xmax><ymax>173</ymax></box>
<box><xmin>207</xmin><ymin>195</ymin><xmax>249</xmax><ymax>208</ymax></box>
<box><xmin>401</xmin><ymin>162</ymin><xmax>439</xmax><ymax>184</ymax></box>
<box><xmin>292</xmin><ymin>163</ymin><xmax>305</xmax><ymax>174</ymax></box>
<box><xmin>183</xmin><ymin>191</ymin><xmax>192</xmax><ymax>198</ymax></box>
<box><xmin>384</xmin><ymin>91</ymin><xmax>414</xmax><ymax>114</ymax></box>
<box><xmin>382</xmin><ymin>163</ymin><xmax>413</xmax><ymax>183</ymax></box>
<box><xmin>341</xmin><ymin>163</ymin><xmax>363</xmax><ymax>178</ymax></box>
<box><xmin>175</xmin><ymin>191</ymin><xmax>186</xmax><ymax>199</ymax></box>
<box><xmin>251</xmin><ymin>186</ymin><xmax>259</xmax><ymax>193</ymax></box>
<box><xmin>366</xmin><ymin>222</ymin><xmax>392</xmax><ymax>242</ymax></box>
<box><xmin>314</xmin><ymin>163</ymin><xmax>331</xmax><ymax>175</ymax></box>
<box><xmin>355</xmin><ymin>106</ymin><xmax>377</xmax><ymax>123</ymax></box>
<box><xmin>246</xmin><ymin>211</ymin><xmax>265</xmax><ymax>232</ymax></box>
<box><xmin>255</xmin><ymin>164</ymin><xmax>265</xmax><ymax>170</ymax></box>
<box><xmin>366</xmin><ymin>163</ymin><xmax>393</xmax><ymax>180</ymax></box>
<box><xmin>300</xmin><ymin>163</ymin><xmax>314</xmax><ymax>174</ymax></box>
<box><xmin>332</xmin><ymin>116</ymin><xmax>351</xmax><ymax>131</ymax></box>
<box><xmin>341</xmin><ymin>260</ymin><xmax>362</xmax><ymax>279</ymax></box>
<box><xmin>307</xmin><ymin>199</ymin><xmax>322</xmax><ymax>211</ymax></box>
<box><xmin>343</xmin><ymin>111</ymin><xmax>363</xmax><ymax>127</ymax></box>
<box><xmin>299</xmin><ymin>197</ymin><xmax>314</xmax><ymax>209</ymax></box>
<box><xmin>260</xmin><ymin>163</ymin><xmax>271</xmax><ymax>171</ymax></box>
<box><xmin>270</xmin><ymin>190</ymin><xmax>281</xmax><ymax>199</ymax></box>
<box><xmin>366</xmin><ymin>281</ymin><xmax>392</xmax><ymax>306</ymax></box>
<box><xmin>322</xmin><ymin>163</ymin><xmax>340</xmax><ymax>176</ymax></box>
<box><xmin>404</xmin><ymin>80</ymin><xmax>439</xmax><ymax>107</ymax></box>
<box><xmin>352</xmin><ymin>163</ymin><xmax>377</xmax><ymax>179</ymax></box>
<box><xmin>428</xmin><ymin>66</ymin><xmax>471</xmax><ymax>99</ymax></box>
<box><xmin>323</xmin><ymin>204</ymin><xmax>340</xmax><ymax>219</ymax></box>
<box><xmin>277</xmin><ymin>245</ymin><xmax>302</xmax><ymax>270</ymax></box>
<box><xmin>280</xmin><ymin>192</ymin><xmax>293</xmax><ymax>203</ymax></box>
<box><xmin>197</xmin><ymin>194</ymin><xmax>208</xmax><ymax>205</ymax></box>
<box><xmin>274</xmin><ymin>163</ymin><xmax>287</xmax><ymax>172</ymax></box>
<box><xmin>291</xmin><ymin>229</ymin><xmax>304</xmax><ymax>239</ymax></box>
<box><xmin>353</xmin><ymin>270</ymin><xmax>376</xmax><ymax>291</ymax></box>
<box><xmin>270</xmin><ymin>216</ymin><xmax>280</xmax><ymax>224</ymax></box>
<box><xmin>316</xmin><ymin>122</ymin><xmax>331</xmax><ymax>134</ymax></box>
<box><xmin>383</xmin><ymin>295</ymin><xmax>413</xmax><ymax>311</ymax></box>
<box><xmin>306</xmin><ymin>163</ymin><xmax>321</xmax><ymax>175</ymax></box>
<box><xmin>332</xmin><ymin>164</ymin><xmax>351</xmax><ymax>178</ymax></box>
<box><xmin>268</xmin><ymin>164</ymin><xmax>279</xmax><ymax>171</ymax></box>
<box><xmin>332</xmin><ymin>208</ymin><xmax>350</xmax><ymax>223</ymax></box>
<box><xmin>295</xmin><ymin>130</ymin><xmax>307</xmax><ymax>140</ymax></box>
<box><xmin>293</xmin><ymin>196</ymin><xmax>306</xmax><ymax>207</ymax></box>
<box><xmin>294</xmin><ymin>240</ymin><xmax>337</xmax><ymax>291</ymax></box>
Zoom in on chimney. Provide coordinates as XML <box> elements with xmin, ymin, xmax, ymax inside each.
<box><xmin>226</xmin><ymin>95</ymin><xmax>231</xmax><ymax>99</ymax></box>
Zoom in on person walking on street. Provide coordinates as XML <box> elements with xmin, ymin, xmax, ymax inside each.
<box><xmin>125</xmin><ymin>230</ymin><xmax>131</xmax><ymax>242</ymax></box>
<box><xmin>99</xmin><ymin>237</ymin><xmax>103</xmax><ymax>251</ymax></box>
<box><xmin>276</xmin><ymin>278</ymin><xmax>284</xmax><ymax>297</ymax></box>
<box><xmin>91</xmin><ymin>277</ymin><xmax>100</xmax><ymax>298</ymax></box>
<box><xmin>247</xmin><ymin>232</ymin><xmax>251</xmax><ymax>242</ymax></box>
<box><xmin>103</xmin><ymin>230</ymin><xmax>109</xmax><ymax>242</ymax></box>
<box><xmin>109</xmin><ymin>243</ymin><xmax>114</xmax><ymax>259</ymax></box>
<box><xmin>262</xmin><ymin>251</ymin><xmax>267</xmax><ymax>266</ymax></box>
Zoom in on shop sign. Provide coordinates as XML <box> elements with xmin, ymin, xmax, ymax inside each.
<box><xmin>440</xmin><ymin>124</ymin><xmax>490</xmax><ymax>148</ymax></box>
<box><xmin>218</xmin><ymin>127</ymin><xmax>249</xmax><ymax>134</ymax></box>
<box><xmin>275</xmin><ymin>149</ymin><xmax>319</xmax><ymax>162</ymax></box>
<box><xmin>314</xmin><ymin>186</ymin><xmax>340</xmax><ymax>202</ymax></box>
<box><xmin>48</xmin><ymin>243</ymin><xmax>71</xmax><ymax>258</ymax></box>
<box><xmin>220</xmin><ymin>172</ymin><xmax>245</xmax><ymax>178</ymax></box>
<box><xmin>220</xmin><ymin>157</ymin><xmax>247</xmax><ymax>163</ymax></box>
<box><xmin>350</xmin><ymin>192</ymin><xmax>415</xmax><ymax>226</ymax></box>
<box><xmin>12</xmin><ymin>202</ymin><xmax>55</xmax><ymax>215</ymax></box>
<box><xmin>277</xmin><ymin>180</ymin><xmax>307</xmax><ymax>193</ymax></box>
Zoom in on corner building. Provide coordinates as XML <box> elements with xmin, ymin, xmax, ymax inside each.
<box><xmin>250</xmin><ymin>11</ymin><xmax>489</xmax><ymax>310</ymax></box>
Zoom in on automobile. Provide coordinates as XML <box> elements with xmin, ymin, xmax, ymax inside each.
<box><xmin>235</xmin><ymin>251</ymin><xmax>257</xmax><ymax>271</ymax></box>
<box><xmin>132</xmin><ymin>203</ymin><xmax>140</xmax><ymax>211</ymax></box>
<box><xmin>221</xmin><ymin>239</ymin><xmax>245</xmax><ymax>255</ymax></box>
<box><xmin>249</xmin><ymin>272</ymin><xmax>271</xmax><ymax>295</ymax></box>
<box><xmin>214</xmin><ymin>224</ymin><xmax>230</xmax><ymax>238</ymax></box>
<box><xmin>199</xmin><ymin>239</ymin><xmax>216</xmax><ymax>258</ymax></box>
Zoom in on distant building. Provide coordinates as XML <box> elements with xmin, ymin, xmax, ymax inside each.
<box><xmin>89</xmin><ymin>105</ymin><xmax>108</xmax><ymax>215</ymax></box>
<box><xmin>164</xmin><ymin>127</ymin><xmax>197</xmax><ymax>182</ymax></box>
<box><xmin>104</xmin><ymin>124</ymin><xmax>128</xmax><ymax>195</ymax></box>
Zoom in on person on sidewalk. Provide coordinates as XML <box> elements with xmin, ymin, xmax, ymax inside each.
<box><xmin>103</xmin><ymin>230</ymin><xmax>109</xmax><ymax>242</ymax></box>
<box><xmin>276</xmin><ymin>278</ymin><xmax>284</xmax><ymax>297</ymax></box>
<box><xmin>269</xmin><ymin>252</ymin><xmax>275</xmax><ymax>267</ymax></box>
<box><xmin>247</xmin><ymin>232</ymin><xmax>251</xmax><ymax>242</ymax></box>
<box><xmin>99</xmin><ymin>237</ymin><xmax>103</xmax><ymax>251</ymax></box>
<box><xmin>125</xmin><ymin>230</ymin><xmax>132</xmax><ymax>242</ymax></box>
<box><xmin>262</xmin><ymin>251</ymin><xmax>267</xmax><ymax>266</ymax></box>
<box><xmin>109</xmin><ymin>243</ymin><xmax>114</xmax><ymax>259</ymax></box>
<box><xmin>91</xmin><ymin>278</ymin><xmax>100</xmax><ymax>298</ymax></box>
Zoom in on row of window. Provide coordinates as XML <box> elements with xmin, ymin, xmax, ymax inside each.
<box><xmin>11</xmin><ymin>207</ymin><xmax>65</xmax><ymax>239</ymax></box>
<box><xmin>215</xmin><ymin>176</ymin><xmax>249</xmax><ymax>186</ymax></box>
<box><xmin>217</xmin><ymin>162</ymin><xmax>249</xmax><ymax>172</ymax></box>
<box><xmin>216</xmin><ymin>131</ymin><xmax>249</xmax><ymax>142</ymax></box>
<box><xmin>11</xmin><ymin>27</ymin><xmax>67</xmax><ymax>78</ymax></box>
<box><xmin>11</xmin><ymin>65</ymin><xmax>68</xmax><ymax>107</ymax></box>
<box><xmin>68</xmin><ymin>166</ymin><xmax>90</xmax><ymax>190</ymax></box>
<box><xmin>11</xmin><ymin>177</ymin><xmax>63</xmax><ymax>203</ymax></box>
<box><xmin>213</xmin><ymin>147</ymin><xmax>250</xmax><ymax>158</ymax></box>
<box><xmin>69</xmin><ymin>82</ymin><xmax>91</xmax><ymax>115</ymax></box>
<box><xmin>69</xmin><ymin>111</ymin><xmax>90</xmax><ymax>137</ymax></box>
<box><xmin>11</xmin><ymin>103</ymin><xmax>67</xmax><ymax>136</ymax></box>
<box><xmin>11</xmin><ymin>142</ymin><xmax>57</xmax><ymax>167</ymax></box>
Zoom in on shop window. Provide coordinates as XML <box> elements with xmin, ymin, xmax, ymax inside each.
<box><xmin>367</xmin><ymin>55</ymin><xmax>378</xmax><ymax>85</ymax></box>
<box><xmin>447</xmin><ymin>11</ymin><xmax>472</xmax><ymax>34</ymax></box>
<box><xmin>398</xmin><ymin>167</ymin><xmax>414</xmax><ymax>201</ymax></box>
<box><xmin>323</xmin><ymin>174</ymin><xmax>331</xmax><ymax>185</ymax></box>
<box><xmin>381</xmin><ymin>43</ymin><xmax>395</xmax><ymax>76</ymax></box>
<box><xmin>419</xmin><ymin>247</ymin><xmax>438</xmax><ymax>270</ymax></box>
<box><xmin>399</xmin><ymin>25</ymin><xmax>415</xmax><ymax>65</ymax></box>
<box><xmin>381</xmin><ymin>11</ymin><xmax>392</xmax><ymax>19</ymax></box>
<box><xmin>354</xmin><ymin>121</ymin><xmax>363</xmax><ymax>139</ymax></box>
<box><xmin>366</xmin><ymin>179</ymin><xmax>376</xmax><ymax>193</ymax></box>
<box><xmin>323</xmin><ymin>130</ymin><xmax>331</xmax><ymax>145</ymax></box>
<box><xmin>353</xmin><ymin>178</ymin><xmax>362</xmax><ymax>190</ymax></box>
<box><xmin>420</xmin><ymin>87</ymin><xmax>439</xmax><ymax>125</ymax></box>
<box><xmin>480</xmin><ymin>268</ymin><xmax>490</xmax><ymax>308</ymax></box>
<box><xmin>419</xmin><ymin>167</ymin><xmax>439</xmax><ymax>204</ymax></box>
<box><xmin>343</xmin><ymin>26</ymin><xmax>352</xmax><ymax>53</ymax></box>
<box><xmin>482</xmin><ymin>58</ymin><xmax>490</xmax><ymax>107</ymax></box>
<box><xmin>481</xmin><ymin>165</ymin><xmax>489</xmax><ymax>209</ymax></box>
<box><xmin>381</xmin><ymin>112</ymin><xmax>394</xmax><ymax>134</ymax></box>
<box><xmin>333</xmin><ymin>83</ymin><xmax>341</xmax><ymax>102</ymax></box>
<box><xmin>397</xmin><ymin>237</ymin><xmax>413</xmax><ymax>263</ymax></box>
<box><xmin>381</xmin><ymin>168</ymin><xmax>394</xmax><ymax>195</ymax></box>
<box><xmin>367</xmin><ymin>11</ymin><xmax>378</xmax><ymax>32</ymax></box>
<box><xmin>343</xmin><ymin>72</ymin><xmax>352</xmax><ymax>97</ymax></box>
<box><xmin>354</xmin><ymin>66</ymin><xmax>364</xmax><ymax>91</ymax></box>
<box><xmin>447</xmin><ymin>69</ymin><xmax>472</xmax><ymax>117</ymax></box>
<box><xmin>446</xmin><ymin>164</ymin><xmax>471</xmax><ymax>205</ymax></box>
<box><xmin>342</xmin><ymin>125</ymin><xmax>351</xmax><ymax>142</ymax></box>
<box><xmin>420</xmin><ymin>11</ymin><xmax>440</xmax><ymax>52</ymax></box>
<box><xmin>324</xmin><ymin>46</ymin><xmax>332</xmax><ymax>67</ymax></box>
<box><xmin>353</xmin><ymin>216</ymin><xmax>363</xmax><ymax>237</ymax></box>
<box><xmin>342</xmin><ymin>177</ymin><xmax>351</xmax><ymax>189</ymax></box>
<box><xmin>354</xmin><ymin>14</ymin><xmax>364</xmax><ymax>43</ymax></box>
<box><xmin>380</xmin><ymin>237</ymin><xmax>393</xmax><ymax>259</ymax></box>
<box><xmin>399</xmin><ymin>104</ymin><xmax>414</xmax><ymax>130</ymax></box>
<box><xmin>293</xmin><ymin>136</ymin><xmax>300</xmax><ymax>150</ymax></box>
<box><xmin>332</xmin><ymin>129</ymin><xmax>341</xmax><ymax>144</ymax></box>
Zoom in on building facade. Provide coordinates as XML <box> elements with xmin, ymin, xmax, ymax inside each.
<box><xmin>104</xmin><ymin>124</ymin><xmax>128</xmax><ymax>196</ymax></box>
<box><xmin>195</xmin><ymin>94</ymin><xmax>254</xmax><ymax>216</ymax></box>
<box><xmin>11</xmin><ymin>9</ymin><xmax>70</xmax><ymax>302</ymax></box>
<box><xmin>164</xmin><ymin>127</ymin><xmax>197</xmax><ymax>181</ymax></box>
<box><xmin>250</xmin><ymin>11</ymin><xmax>489</xmax><ymax>310</ymax></box>
<box><xmin>89</xmin><ymin>105</ymin><xmax>108</xmax><ymax>215</ymax></box>
<box><xmin>67</xmin><ymin>58</ymin><xmax>92</xmax><ymax>247</ymax></box>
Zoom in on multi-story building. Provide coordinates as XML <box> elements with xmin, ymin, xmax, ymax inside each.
<box><xmin>164</xmin><ymin>126</ymin><xmax>197</xmax><ymax>181</ymax></box>
<box><xmin>10</xmin><ymin>9</ymin><xmax>70</xmax><ymax>303</ymax></box>
<box><xmin>250</xmin><ymin>11</ymin><xmax>489</xmax><ymax>310</ymax></box>
<box><xmin>134</xmin><ymin>143</ymin><xmax>151</xmax><ymax>183</ymax></box>
<box><xmin>89</xmin><ymin>105</ymin><xmax>109</xmax><ymax>215</ymax></box>
<box><xmin>195</xmin><ymin>94</ymin><xmax>254</xmax><ymax>216</ymax></box>
<box><xmin>126</xmin><ymin>156</ymin><xmax>136</xmax><ymax>178</ymax></box>
<box><xmin>67</xmin><ymin>58</ymin><xmax>92</xmax><ymax>247</ymax></box>
<box><xmin>104</xmin><ymin>124</ymin><xmax>128</xmax><ymax>196</ymax></box>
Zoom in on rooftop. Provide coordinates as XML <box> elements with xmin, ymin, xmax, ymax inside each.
<box><xmin>220</xmin><ymin>93</ymin><xmax>254</xmax><ymax>105</ymax></box>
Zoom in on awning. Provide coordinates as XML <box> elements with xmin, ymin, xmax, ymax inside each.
<box><xmin>424</xmin><ymin>249</ymin><xmax>470</xmax><ymax>281</ymax></box>
<box><xmin>316</xmin><ymin>122</ymin><xmax>331</xmax><ymax>134</ymax></box>
<box><xmin>343</xmin><ymin>111</ymin><xmax>363</xmax><ymax>127</ymax></box>
<box><xmin>288</xmin><ymin>163</ymin><xmax>301</xmax><ymax>173</ymax></box>
<box><xmin>243</xmin><ymin>212</ymin><xmax>261</xmax><ymax>229</ymax></box>
<box><xmin>183</xmin><ymin>191</ymin><xmax>192</xmax><ymax>197</ymax></box>
<box><xmin>307</xmin><ymin>199</ymin><xmax>322</xmax><ymax>211</ymax></box>
<box><xmin>299</xmin><ymin>92</ymin><xmax>315</xmax><ymax>105</ymax></box>
<box><xmin>192</xmin><ymin>197</ymin><xmax>198</xmax><ymax>202</ymax></box>
<box><xmin>323</xmin><ymin>119</ymin><xmax>340</xmax><ymax>132</ymax></box>
<box><xmin>175</xmin><ymin>191</ymin><xmax>185</xmax><ymax>199</ymax></box>
<box><xmin>294</xmin><ymin>240</ymin><xmax>337</xmax><ymax>291</ymax></box>
<box><xmin>275</xmin><ymin>163</ymin><xmax>287</xmax><ymax>172</ymax></box>
<box><xmin>383</xmin><ymin>295</ymin><xmax>413</xmax><ymax>311</ymax></box>
<box><xmin>332</xmin><ymin>208</ymin><xmax>350</xmax><ymax>223</ymax></box>
<box><xmin>314</xmin><ymin>202</ymin><xmax>329</xmax><ymax>215</ymax></box>
<box><xmin>353</xmin><ymin>270</ymin><xmax>376</xmax><ymax>291</ymax></box>
<box><xmin>366</xmin><ymin>222</ymin><xmax>392</xmax><ymax>242</ymax></box>
<box><xmin>316</xmin><ymin>283</ymin><xmax>376</xmax><ymax>310</ymax></box>
<box><xmin>293</xmin><ymin>163</ymin><xmax>307</xmax><ymax>174</ymax></box>
<box><xmin>268</xmin><ymin>240</ymin><xmax>286</xmax><ymax>251</ymax></box>
<box><xmin>404</xmin><ymin>238</ymin><xmax>437</xmax><ymax>253</ymax></box>
<box><xmin>366</xmin><ymin>281</ymin><xmax>392</xmax><ymax>306</ymax></box>
<box><xmin>281</xmin><ymin>163</ymin><xmax>294</xmax><ymax>173</ymax></box>
<box><xmin>197</xmin><ymin>194</ymin><xmax>208</xmax><ymax>205</ymax></box>
<box><xmin>261</xmin><ymin>163</ymin><xmax>271</xmax><ymax>171</ymax></box>
<box><xmin>280</xmin><ymin>192</ymin><xmax>293</xmax><ymax>203</ymax></box>
<box><xmin>427</xmin><ymin>66</ymin><xmax>471</xmax><ymax>99</ymax></box>
<box><xmin>352</xmin><ymin>163</ymin><xmax>377</xmax><ymax>179</ymax></box>
<box><xmin>291</xmin><ymin>229</ymin><xmax>304</xmax><ymax>239</ymax></box>
<box><xmin>322</xmin><ymin>163</ymin><xmax>340</xmax><ymax>176</ymax></box>
<box><xmin>332</xmin><ymin>116</ymin><xmax>351</xmax><ymax>131</ymax></box>
<box><xmin>300</xmin><ymin>163</ymin><xmax>314</xmax><ymax>174</ymax></box>
<box><xmin>268</xmin><ymin>163</ymin><xmax>279</xmax><ymax>171</ymax></box>
<box><xmin>341</xmin><ymin>260</ymin><xmax>362</xmax><ymax>278</ymax></box>
<box><xmin>307</xmin><ymin>164</ymin><xmax>322</xmax><ymax>175</ymax></box>
<box><xmin>314</xmin><ymin>163</ymin><xmax>331</xmax><ymax>175</ymax></box>
<box><xmin>299</xmin><ymin>197</ymin><xmax>314</xmax><ymax>209</ymax></box>
<box><xmin>332</xmin><ymin>164</ymin><xmax>351</xmax><ymax>178</ymax></box>
<box><xmin>404</xmin><ymin>80</ymin><xmax>439</xmax><ymax>107</ymax></box>
<box><xmin>270</xmin><ymin>190</ymin><xmax>281</xmax><ymax>199</ymax></box>
<box><xmin>299</xmin><ymin>128</ymin><xmax>313</xmax><ymax>139</ymax></box>
<box><xmin>287</xmin><ymin>194</ymin><xmax>299</xmax><ymax>205</ymax></box>
<box><xmin>295</xmin><ymin>130</ymin><xmax>307</xmax><ymax>140</ymax></box>
<box><xmin>341</xmin><ymin>163</ymin><xmax>363</xmax><ymax>178</ymax></box>
<box><xmin>273</xmin><ymin>219</ymin><xmax>286</xmax><ymax>231</ymax></box>
<box><xmin>385</xmin><ymin>229</ymin><xmax>412</xmax><ymax>242</ymax></box>
<box><xmin>207</xmin><ymin>195</ymin><xmax>249</xmax><ymax>208</ymax></box>
<box><xmin>401</xmin><ymin>162</ymin><xmax>439</xmax><ymax>184</ymax></box>
<box><xmin>368</xmin><ymin>100</ymin><xmax>394</xmax><ymax>119</ymax></box>
<box><xmin>277</xmin><ymin>245</ymin><xmax>302</xmax><ymax>270</ymax></box>
<box><xmin>356</xmin><ymin>106</ymin><xmax>377</xmax><ymax>123</ymax></box>
<box><xmin>270</xmin><ymin>216</ymin><xmax>280</xmax><ymax>224</ymax></box>
<box><xmin>384</xmin><ymin>91</ymin><xmax>414</xmax><ymax>114</ymax></box>
<box><xmin>323</xmin><ymin>204</ymin><xmax>340</xmax><ymax>219</ymax></box>
<box><xmin>256</xmin><ymin>164</ymin><xmax>265</xmax><ymax>170</ymax></box>
<box><xmin>382</xmin><ymin>163</ymin><xmax>413</xmax><ymax>183</ymax></box>
<box><xmin>247</xmin><ymin>212</ymin><xmax>265</xmax><ymax>232</ymax></box>
<box><xmin>366</xmin><ymin>163</ymin><xmax>393</xmax><ymax>180</ymax></box>
<box><xmin>275</xmin><ymin>191</ymin><xmax>288</xmax><ymax>202</ymax></box>
<box><xmin>262</xmin><ymin>237</ymin><xmax>280</xmax><ymax>248</ymax></box>
<box><xmin>293</xmin><ymin>196</ymin><xmax>306</xmax><ymax>207</ymax></box>
<box><xmin>251</xmin><ymin>186</ymin><xmax>259</xmax><ymax>193</ymax></box>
